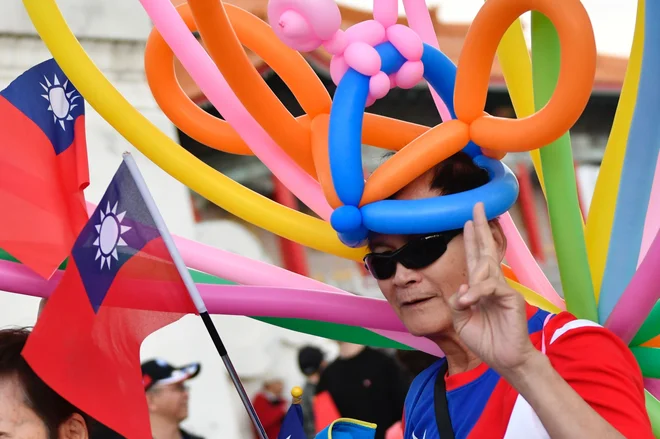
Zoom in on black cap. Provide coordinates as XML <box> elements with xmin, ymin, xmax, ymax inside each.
<box><xmin>298</xmin><ymin>346</ymin><xmax>324</xmax><ymax>376</ymax></box>
<box><xmin>141</xmin><ymin>358</ymin><xmax>201</xmax><ymax>391</ymax></box>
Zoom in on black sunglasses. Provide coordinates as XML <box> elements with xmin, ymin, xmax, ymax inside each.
<box><xmin>364</xmin><ymin>230</ymin><xmax>462</xmax><ymax>280</ymax></box>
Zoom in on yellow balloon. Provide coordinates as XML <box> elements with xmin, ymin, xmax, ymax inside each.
<box><xmin>508</xmin><ymin>278</ymin><xmax>564</xmax><ymax>314</ymax></box>
<box><xmin>585</xmin><ymin>0</ymin><xmax>645</xmax><ymax>301</ymax></box>
<box><xmin>23</xmin><ymin>0</ymin><xmax>365</xmax><ymax>262</ymax></box>
<box><xmin>493</xmin><ymin>18</ymin><xmax>546</xmax><ymax>195</ymax></box>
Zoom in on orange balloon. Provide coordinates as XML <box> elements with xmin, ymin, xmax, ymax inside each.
<box><xmin>454</xmin><ymin>0</ymin><xmax>595</xmax><ymax>152</ymax></box>
<box><xmin>361</xmin><ymin>119</ymin><xmax>470</xmax><ymax>205</ymax></box>
<box><xmin>311</xmin><ymin>115</ymin><xmax>342</xmax><ymax>209</ymax></box>
<box><xmin>144</xmin><ymin>8</ymin><xmax>251</xmax><ymax>155</ymax></box>
<box><xmin>362</xmin><ymin>113</ymin><xmax>429</xmax><ymax>151</ymax></box>
<box><xmin>642</xmin><ymin>335</ymin><xmax>660</xmax><ymax>349</ymax></box>
<box><xmin>187</xmin><ymin>0</ymin><xmax>314</xmax><ymax>173</ymax></box>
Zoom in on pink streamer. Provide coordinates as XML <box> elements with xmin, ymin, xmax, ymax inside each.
<box><xmin>0</xmin><ymin>259</ymin><xmax>440</xmax><ymax>355</ymax></box>
<box><xmin>401</xmin><ymin>0</ymin><xmax>452</xmax><ymax>122</ymax></box>
<box><xmin>645</xmin><ymin>378</ymin><xmax>660</xmax><ymax>400</ymax></box>
<box><xmin>139</xmin><ymin>0</ymin><xmax>332</xmax><ymax>220</ymax></box>
<box><xmin>606</xmin><ymin>229</ymin><xmax>660</xmax><ymax>343</ymax></box>
<box><xmin>500</xmin><ymin>213</ymin><xmax>564</xmax><ymax>309</ymax></box>
<box><xmin>639</xmin><ymin>155</ymin><xmax>660</xmax><ymax>266</ymax></box>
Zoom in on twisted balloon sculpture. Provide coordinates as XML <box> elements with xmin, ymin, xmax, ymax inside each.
<box><xmin>7</xmin><ymin>0</ymin><xmax>660</xmax><ymax>431</ymax></box>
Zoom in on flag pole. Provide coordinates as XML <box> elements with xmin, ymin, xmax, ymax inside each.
<box><xmin>122</xmin><ymin>152</ymin><xmax>269</xmax><ymax>439</ymax></box>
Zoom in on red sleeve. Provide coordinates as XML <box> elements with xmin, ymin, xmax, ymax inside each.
<box><xmin>252</xmin><ymin>394</ymin><xmax>286</xmax><ymax>429</ymax></box>
<box><xmin>545</xmin><ymin>313</ymin><xmax>653</xmax><ymax>439</ymax></box>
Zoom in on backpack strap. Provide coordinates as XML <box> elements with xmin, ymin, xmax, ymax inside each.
<box><xmin>433</xmin><ymin>361</ymin><xmax>455</xmax><ymax>439</ymax></box>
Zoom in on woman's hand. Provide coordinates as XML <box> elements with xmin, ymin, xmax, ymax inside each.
<box><xmin>449</xmin><ymin>202</ymin><xmax>539</xmax><ymax>376</ymax></box>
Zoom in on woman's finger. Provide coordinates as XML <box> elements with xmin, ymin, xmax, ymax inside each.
<box><xmin>473</xmin><ymin>202</ymin><xmax>498</xmax><ymax>259</ymax></box>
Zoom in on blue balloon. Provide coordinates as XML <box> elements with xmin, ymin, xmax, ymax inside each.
<box><xmin>328</xmin><ymin>42</ymin><xmax>519</xmax><ymax>243</ymax></box>
<box><xmin>361</xmin><ymin>156</ymin><xmax>518</xmax><ymax>234</ymax></box>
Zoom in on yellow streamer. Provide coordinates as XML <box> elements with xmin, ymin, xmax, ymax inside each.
<box><xmin>508</xmin><ymin>278</ymin><xmax>564</xmax><ymax>314</ymax></box>
<box><xmin>24</xmin><ymin>0</ymin><xmax>365</xmax><ymax>262</ymax></box>
<box><xmin>586</xmin><ymin>0</ymin><xmax>645</xmax><ymax>301</ymax></box>
<box><xmin>494</xmin><ymin>19</ymin><xmax>546</xmax><ymax>194</ymax></box>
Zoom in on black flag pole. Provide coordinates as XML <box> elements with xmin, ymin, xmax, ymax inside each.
<box><xmin>123</xmin><ymin>152</ymin><xmax>269</xmax><ymax>439</ymax></box>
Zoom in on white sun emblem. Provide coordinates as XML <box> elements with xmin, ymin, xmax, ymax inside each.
<box><xmin>93</xmin><ymin>202</ymin><xmax>132</xmax><ymax>270</ymax></box>
<box><xmin>40</xmin><ymin>73</ymin><xmax>80</xmax><ymax>131</ymax></box>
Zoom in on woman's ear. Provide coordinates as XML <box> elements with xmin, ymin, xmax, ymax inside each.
<box><xmin>489</xmin><ymin>219</ymin><xmax>507</xmax><ymax>263</ymax></box>
<box><xmin>58</xmin><ymin>413</ymin><xmax>88</xmax><ymax>439</ymax></box>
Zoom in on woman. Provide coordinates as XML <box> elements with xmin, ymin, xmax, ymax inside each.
<box><xmin>0</xmin><ymin>328</ymin><xmax>119</xmax><ymax>439</ymax></box>
<box><xmin>364</xmin><ymin>152</ymin><xmax>653</xmax><ymax>439</ymax></box>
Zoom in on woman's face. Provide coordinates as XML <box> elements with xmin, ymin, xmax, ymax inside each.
<box><xmin>0</xmin><ymin>374</ymin><xmax>49</xmax><ymax>439</ymax></box>
<box><xmin>369</xmin><ymin>174</ymin><xmax>479</xmax><ymax>338</ymax></box>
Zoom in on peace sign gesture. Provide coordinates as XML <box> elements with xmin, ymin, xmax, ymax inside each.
<box><xmin>449</xmin><ymin>203</ymin><xmax>537</xmax><ymax>375</ymax></box>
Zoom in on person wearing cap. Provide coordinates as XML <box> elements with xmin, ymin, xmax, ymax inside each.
<box><xmin>297</xmin><ymin>346</ymin><xmax>327</xmax><ymax>439</ymax></box>
<box><xmin>141</xmin><ymin>359</ymin><xmax>204</xmax><ymax>439</ymax></box>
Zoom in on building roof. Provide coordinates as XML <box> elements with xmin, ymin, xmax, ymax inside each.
<box><xmin>170</xmin><ymin>0</ymin><xmax>628</xmax><ymax>102</ymax></box>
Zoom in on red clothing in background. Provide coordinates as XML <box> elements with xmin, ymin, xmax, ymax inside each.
<box><xmin>252</xmin><ymin>392</ymin><xmax>287</xmax><ymax>439</ymax></box>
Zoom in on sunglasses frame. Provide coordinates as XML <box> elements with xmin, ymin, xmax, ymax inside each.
<box><xmin>364</xmin><ymin>230</ymin><xmax>462</xmax><ymax>280</ymax></box>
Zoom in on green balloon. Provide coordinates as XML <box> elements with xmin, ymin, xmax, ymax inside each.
<box><xmin>632</xmin><ymin>301</ymin><xmax>660</xmax><ymax>346</ymax></box>
<box><xmin>631</xmin><ymin>347</ymin><xmax>660</xmax><ymax>379</ymax></box>
<box><xmin>645</xmin><ymin>391</ymin><xmax>660</xmax><ymax>438</ymax></box>
<box><xmin>0</xmin><ymin>248</ymin><xmax>411</xmax><ymax>349</ymax></box>
<box><xmin>531</xmin><ymin>12</ymin><xmax>598</xmax><ymax>322</ymax></box>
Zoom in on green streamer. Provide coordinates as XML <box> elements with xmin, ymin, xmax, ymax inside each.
<box><xmin>646</xmin><ymin>391</ymin><xmax>660</xmax><ymax>438</ymax></box>
<box><xmin>631</xmin><ymin>347</ymin><xmax>660</xmax><ymax>378</ymax></box>
<box><xmin>531</xmin><ymin>12</ymin><xmax>598</xmax><ymax>322</ymax></box>
<box><xmin>632</xmin><ymin>300</ymin><xmax>660</xmax><ymax>346</ymax></box>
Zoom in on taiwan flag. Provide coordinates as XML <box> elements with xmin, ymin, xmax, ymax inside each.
<box><xmin>0</xmin><ymin>58</ymin><xmax>89</xmax><ymax>278</ymax></box>
<box><xmin>23</xmin><ymin>160</ymin><xmax>197</xmax><ymax>438</ymax></box>
<box><xmin>278</xmin><ymin>402</ymin><xmax>306</xmax><ymax>439</ymax></box>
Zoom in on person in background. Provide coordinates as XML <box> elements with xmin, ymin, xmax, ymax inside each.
<box><xmin>252</xmin><ymin>375</ymin><xmax>288</xmax><ymax>439</ymax></box>
<box><xmin>142</xmin><ymin>358</ymin><xmax>204</xmax><ymax>439</ymax></box>
<box><xmin>0</xmin><ymin>327</ymin><xmax>118</xmax><ymax>439</ymax></box>
<box><xmin>297</xmin><ymin>346</ymin><xmax>327</xmax><ymax>439</ymax></box>
<box><xmin>314</xmin><ymin>342</ymin><xmax>408</xmax><ymax>439</ymax></box>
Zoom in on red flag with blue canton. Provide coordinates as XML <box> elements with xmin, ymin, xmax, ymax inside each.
<box><xmin>22</xmin><ymin>160</ymin><xmax>197</xmax><ymax>438</ymax></box>
<box><xmin>0</xmin><ymin>58</ymin><xmax>88</xmax><ymax>279</ymax></box>
<box><xmin>278</xmin><ymin>402</ymin><xmax>306</xmax><ymax>439</ymax></box>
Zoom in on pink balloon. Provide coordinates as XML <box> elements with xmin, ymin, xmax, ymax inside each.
<box><xmin>345</xmin><ymin>20</ymin><xmax>387</xmax><ymax>46</ymax></box>
<box><xmin>499</xmin><ymin>214</ymin><xmax>565</xmax><ymax>310</ymax></box>
<box><xmin>273</xmin><ymin>10</ymin><xmax>323</xmax><ymax>52</ymax></box>
<box><xmin>605</xmin><ymin>228</ymin><xmax>660</xmax><ymax>343</ymax></box>
<box><xmin>344</xmin><ymin>42</ymin><xmax>381</xmax><ymax>76</ymax></box>
<box><xmin>395</xmin><ymin>60</ymin><xmax>424</xmax><ymax>89</ymax></box>
<box><xmin>330</xmin><ymin>55</ymin><xmax>349</xmax><ymax>85</ymax></box>
<box><xmin>323</xmin><ymin>30</ymin><xmax>348</xmax><ymax>55</ymax></box>
<box><xmin>401</xmin><ymin>0</ymin><xmax>452</xmax><ymax>122</ymax></box>
<box><xmin>81</xmin><ymin>203</ymin><xmax>439</xmax><ymax>354</ymax></box>
<box><xmin>645</xmin><ymin>378</ymin><xmax>660</xmax><ymax>400</ymax></box>
<box><xmin>369</xmin><ymin>72</ymin><xmax>391</xmax><ymax>99</ymax></box>
<box><xmin>387</xmin><ymin>24</ymin><xmax>424</xmax><ymax>61</ymax></box>
<box><xmin>0</xmin><ymin>258</ymin><xmax>441</xmax><ymax>355</ymax></box>
<box><xmin>373</xmin><ymin>0</ymin><xmax>398</xmax><ymax>28</ymax></box>
<box><xmin>267</xmin><ymin>0</ymin><xmax>341</xmax><ymax>49</ymax></box>
<box><xmin>639</xmin><ymin>155</ymin><xmax>660</xmax><ymax>266</ymax></box>
<box><xmin>139</xmin><ymin>0</ymin><xmax>333</xmax><ymax>221</ymax></box>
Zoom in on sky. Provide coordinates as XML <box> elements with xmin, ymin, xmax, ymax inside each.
<box><xmin>337</xmin><ymin>0</ymin><xmax>637</xmax><ymax>57</ymax></box>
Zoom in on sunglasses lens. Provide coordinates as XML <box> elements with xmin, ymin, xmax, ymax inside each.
<box><xmin>365</xmin><ymin>255</ymin><xmax>397</xmax><ymax>280</ymax></box>
<box><xmin>400</xmin><ymin>237</ymin><xmax>448</xmax><ymax>269</ymax></box>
